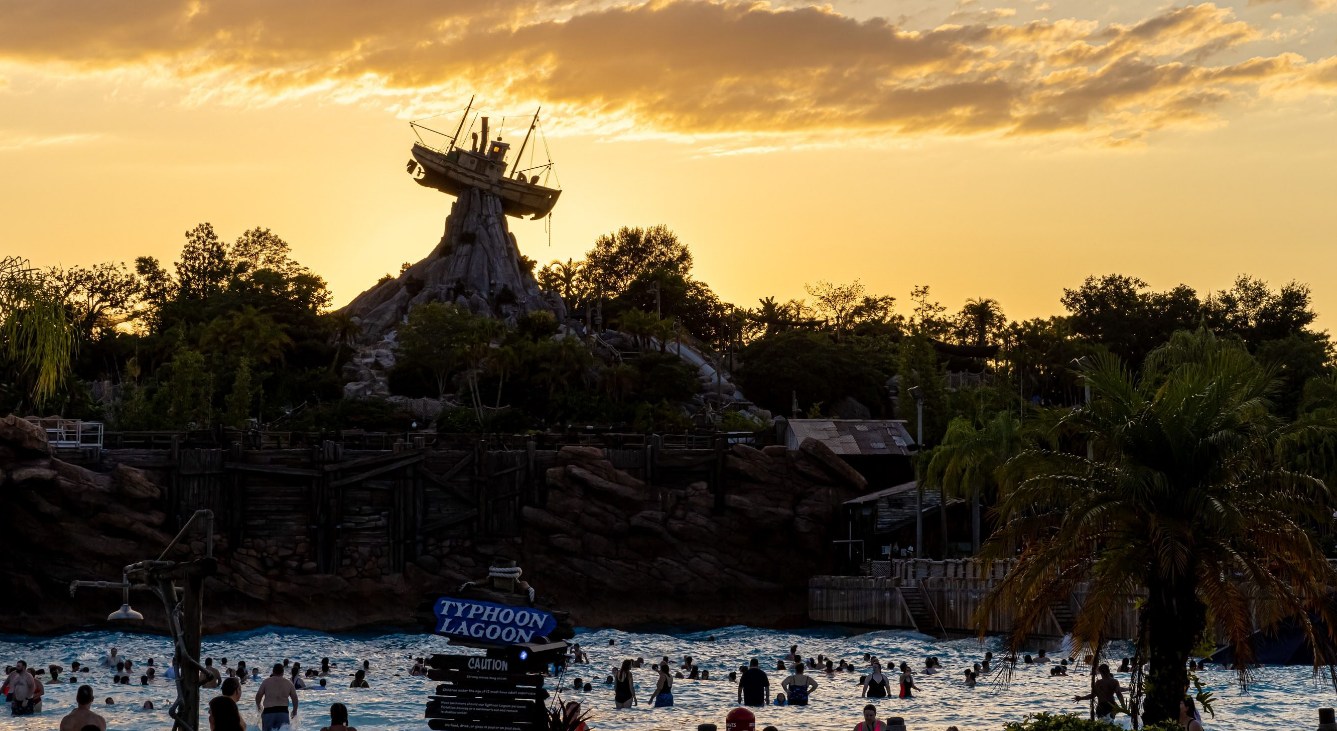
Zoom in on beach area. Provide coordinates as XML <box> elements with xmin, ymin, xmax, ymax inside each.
<box><xmin>4</xmin><ymin>625</ymin><xmax>1333</xmax><ymax>730</ymax></box>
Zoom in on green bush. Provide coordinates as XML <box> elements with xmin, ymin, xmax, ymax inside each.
<box><xmin>719</xmin><ymin>409</ymin><xmax>766</xmax><ymax>432</ymax></box>
<box><xmin>1001</xmin><ymin>713</ymin><xmax>1123</xmax><ymax>731</ymax></box>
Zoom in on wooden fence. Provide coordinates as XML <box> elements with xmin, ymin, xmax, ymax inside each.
<box><xmin>810</xmin><ymin>561</ymin><xmax>1141</xmax><ymax>639</ymax></box>
<box><xmin>106</xmin><ymin>438</ymin><xmax>735</xmax><ymax>580</ymax></box>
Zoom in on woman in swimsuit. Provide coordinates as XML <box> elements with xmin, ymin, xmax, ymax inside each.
<box><xmin>863</xmin><ymin>661</ymin><xmax>890</xmax><ymax>698</ymax></box>
<box><xmin>854</xmin><ymin>703</ymin><xmax>886</xmax><ymax>731</ymax></box>
<box><xmin>614</xmin><ymin>660</ymin><xmax>637</xmax><ymax>709</ymax></box>
<box><xmin>1179</xmin><ymin>697</ymin><xmax>1204</xmax><ymax>731</ymax></box>
<box><xmin>898</xmin><ymin>662</ymin><xmax>919</xmax><ymax>699</ymax></box>
<box><xmin>652</xmin><ymin>663</ymin><xmax>674</xmax><ymax>707</ymax></box>
<box><xmin>320</xmin><ymin>702</ymin><xmax>358</xmax><ymax>731</ymax></box>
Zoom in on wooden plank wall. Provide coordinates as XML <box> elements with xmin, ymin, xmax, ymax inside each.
<box><xmin>119</xmin><ymin>441</ymin><xmax>729</xmax><ymax>579</ymax></box>
<box><xmin>809</xmin><ymin>571</ymin><xmax>1140</xmax><ymax>638</ymax></box>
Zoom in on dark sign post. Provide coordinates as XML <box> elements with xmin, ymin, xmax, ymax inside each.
<box><xmin>424</xmin><ymin>597</ymin><xmax>566</xmax><ymax>730</ymax></box>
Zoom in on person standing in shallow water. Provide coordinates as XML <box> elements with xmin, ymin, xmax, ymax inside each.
<box><xmin>863</xmin><ymin>660</ymin><xmax>890</xmax><ymax>698</ymax></box>
<box><xmin>1074</xmin><ymin>663</ymin><xmax>1124</xmax><ymax>721</ymax></box>
<box><xmin>781</xmin><ymin>661</ymin><xmax>818</xmax><ymax>706</ymax></box>
<box><xmin>614</xmin><ymin>660</ymin><xmax>637</xmax><ymax>709</ymax></box>
<box><xmin>255</xmin><ymin>663</ymin><xmax>299</xmax><ymax>730</ymax></box>
<box><xmin>739</xmin><ymin>658</ymin><xmax>770</xmax><ymax>707</ymax></box>
<box><xmin>897</xmin><ymin>662</ymin><xmax>919</xmax><ymax>699</ymax></box>
<box><xmin>652</xmin><ymin>662</ymin><xmax>673</xmax><ymax>707</ymax></box>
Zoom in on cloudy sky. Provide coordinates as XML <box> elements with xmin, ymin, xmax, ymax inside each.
<box><xmin>4</xmin><ymin>0</ymin><xmax>1337</xmax><ymax>324</ymax></box>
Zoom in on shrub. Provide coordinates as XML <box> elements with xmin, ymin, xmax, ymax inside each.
<box><xmin>1001</xmin><ymin>713</ymin><xmax>1123</xmax><ymax>731</ymax></box>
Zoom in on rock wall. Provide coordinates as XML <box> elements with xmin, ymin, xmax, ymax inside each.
<box><xmin>523</xmin><ymin>442</ymin><xmax>866</xmax><ymax>627</ymax></box>
<box><xmin>1</xmin><ymin>416</ymin><xmax>864</xmax><ymax>634</ymax></box>
<box><xmin>338</xmin><ymin>189</ymin><xmax>561</xmax><ymax>398</ymax></box>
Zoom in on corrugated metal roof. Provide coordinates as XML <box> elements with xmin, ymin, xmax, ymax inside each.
<box><xmin>786</xmin><ymin>419</ymin><xmax>916</xmax><ymax>456</ymax></box>
<box><xmin>845</xmin><ymin>480</ymin><xmax>963</xmax><ymax>532</ymax></box>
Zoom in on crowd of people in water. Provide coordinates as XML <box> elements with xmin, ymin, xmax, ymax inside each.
<box><xmin>4</xmin><ymin>639</ymin><xmax>1212</xmax><ymax>730</ymax></box>
<box><xmin>3</xmin><ymin>646</ymin><xmax>378</xmax><ymax>730</ymax></box>
<box><xmin>586</xmin><ymin>640</ymin><xmax>1210</xmax><ymax>731</ymax></box>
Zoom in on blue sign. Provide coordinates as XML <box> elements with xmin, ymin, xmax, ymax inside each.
<box><xmin>433</xmin><ymin>597</ymin><xmax>557</xmax><ymax>644</ymax></box>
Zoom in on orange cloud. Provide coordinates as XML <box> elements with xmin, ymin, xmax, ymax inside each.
<box><xmin>0</xmin><ymin>0</ymin><xmax>1332</xmax><ymax>143</ymax></box>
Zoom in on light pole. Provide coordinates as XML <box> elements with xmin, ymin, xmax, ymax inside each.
<box><xmin>71</xmin><ymin>510</ymin><xmax>217</xmax><ymax>731</ymax></box>
<box><xmin>908</xmin><ymin>385</ymin><xmax>925</xmax><ymax>557</ymax></box>
<box><xmin>1072</xmin><ymin>357</ymin><xmax>1093</xmax><ymax>460</ymax></box>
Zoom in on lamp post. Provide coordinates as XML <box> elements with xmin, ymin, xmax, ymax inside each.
<box><xmin>71</xmin><ymin>509</ymin><xmax>217</xmax><ymax>731</ymax></box>
<box><xmin>1072</xmin><ymin>357</ymin><xmax>1093</xmax><ymax>460</ymax></box>
<box><xmin>908</xmin><ymin>385</ymin><xmax>925</xmax><ymax>557</ymax></box>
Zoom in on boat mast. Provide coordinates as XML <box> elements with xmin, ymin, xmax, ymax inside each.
<box><xmin>510</xmin><ymin>107</ymin><xmax>540</xmax><ymax>178</ymax></box>
<box><xmin>449</xmin><ymin>95</ymin><xmax>475</xmax><ymax>153</ymax></box>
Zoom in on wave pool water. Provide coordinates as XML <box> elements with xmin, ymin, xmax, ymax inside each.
<box><xmin>1</xmin><ymin>625</ymin><xmax>1333</xmax><ymax>730</ymax></box>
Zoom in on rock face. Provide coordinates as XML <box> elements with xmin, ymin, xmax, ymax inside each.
<box><xmin>519</xmin><ymin>441</ymin><xmax>866</xmax><ymax>627</ymax></box>
<box><xmin>1</xmin><ymin>427</ymin><xmax>864</xmax><ymax>634</ymax></box>
<box><xmin>342</xmin><ymin>189</ymin><xmax>559</xmax><ymax>343</ymax></box>
<box><xmin>338</xmin><ymin>189</ymin><xmax>561</xmax><ymax>398</ymax></box>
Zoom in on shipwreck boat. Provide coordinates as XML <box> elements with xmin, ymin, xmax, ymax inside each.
<box><xmin>406</xmin><ymin>97</ymin><xmax>561</xmax><ymax>220</ymax></box>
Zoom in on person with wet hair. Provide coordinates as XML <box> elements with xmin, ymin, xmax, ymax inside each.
<box><xmin>209</xmin><ymin>695</ymin><xmax>246</xmax><ymax>731</ymax></box>
<box><xmin>59</xmin><ymin>684</ymin><xmax>105</xmax><ymax>731</ymax></box>
<box><xmin>320</xmin><ymin>701</ymin><xmax>357</xmax><ymax>731</ymax></box>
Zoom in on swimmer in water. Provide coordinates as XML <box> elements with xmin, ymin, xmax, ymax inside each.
<box><xmin>897</xmin><ymin>662</ymin><xmax>919</xmax><ymax>699</ymax></box>
<box><xmin>781</xmin><ymin>661</ymin><xmax>818</xmax><ymax>706</ymax></box>
<box><xmin>1074</xmin><ymin>664</ymin><xmax>1125</xmax><ymax>721</ymax></box>
<box><xmin>855</xmin><ymin>703</ymin><xmax>886</xmax><ymax>731</ymax></box>
<box><xmin>863</xmin><ymin>660</ymin><xmax>890</xmax><ymax>698</ymax></box>
<box><xmin>614</xmin><ymin>660</ymin><xmax>637</xmax><ymax>709</ymax></box>
<box><xmin>320</xmin><ymin>701</ymin><xmax>358</xmax><ymax>731</ymax></box>
<box><xmin>58</xmin><ymin>685</ymin><xmax>105</xmax><ymax>731</ymax></box>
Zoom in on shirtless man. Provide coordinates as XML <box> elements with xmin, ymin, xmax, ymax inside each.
<box><xmin>201</xmin><ymin>658</ymin><xmax>222</xmax><ymax>689</ymax></box>
<box><xmin>255</xmin><ymin>663</ymin><xmax>299</xmax><ymax>731</ymax></box>
<box><xmin>6</xmin><ymin>661</ymin><xmax>36</xmax><ymax>714</ymax></box>
<box><xmin>59</xmin><ymin>685</ymin><xmax>106</xmax><ymax>731</ymax></box>
<box><xmin>1075</xmin><ymin>664</ymin><xmax>1126</xmax><ymax>720</ymax></box>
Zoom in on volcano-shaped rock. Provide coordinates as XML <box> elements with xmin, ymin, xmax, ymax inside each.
<box><xmin>339</xmin><ymin>189</ymin><xmax>563</xmax><ymax>397</ymax></box>
<box><xmin>341</xmin><ymin>189</ymin><xmax>561</xmax><ymax>345</ymax></box>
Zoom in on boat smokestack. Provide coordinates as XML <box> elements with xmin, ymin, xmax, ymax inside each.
<box><xmin>480</xmin><ymin>117</ymin><xmax>489</xmax><ymax>150</ymax></box>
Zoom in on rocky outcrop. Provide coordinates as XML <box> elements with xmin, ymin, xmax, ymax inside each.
<box><xmin>519</xmin><ymin>439</ymin><xmax>865</xmax><ymax>627</ymax></box>
<box><xmin>342</xmin><ymin>189</ymin><xmax>560</xmax><ymax>343</ymax></box>
<box><xmin>1</xmin><ymin>425</ymin><xmax>863</xmax><ymax>633</ymax></box>
<box><xmin>338</xmin><ymin>189</ymin><xmax>562</xmax><ymax>398</ymax></box>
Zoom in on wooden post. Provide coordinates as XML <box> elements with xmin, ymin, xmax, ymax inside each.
<box><xmin>475</xmin><ymin>440</ymin><xmax>489</xmax><ymax>536</ymax></box>
<box><xmin>179</xmin><ymin>571</ymin><xmax>204</xmax><ymax>731</ymax></box>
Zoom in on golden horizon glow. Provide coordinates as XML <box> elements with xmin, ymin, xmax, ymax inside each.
<box><xmin>3</xmin><ymin>0</ymin><xmax>1337</xmax><ymax>328</ymax></box>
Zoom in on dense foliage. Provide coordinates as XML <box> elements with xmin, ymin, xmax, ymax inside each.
<box><xmin>1</xmin><ymin>224</ymin><xmax>347</xmax><ymax>428</ymax></box>
<box><xmin>3</xmin><ymin>221</ymin><xmax>1333</xmax><ymax>441</ymax></box>
<box><xmin>979</xmin><ymin>330</ymin><xmax>1337</xmax><ymax>724</ymax></box>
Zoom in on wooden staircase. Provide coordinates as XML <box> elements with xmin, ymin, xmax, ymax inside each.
<box><xmin>900</xmin><ymin>585</ymin><xmax>947</xmax><ymax>638</ymax></box>
<box><xmin>1049</xmin><ymin>597</ymin><xmax>1077</xmax><ymax>635</ymax></box>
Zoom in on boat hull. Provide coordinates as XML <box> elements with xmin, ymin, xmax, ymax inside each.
<box><xmin>410</xmin><ymin>143</ymin><xmax>561</xmax><ymax>219</ymax></box>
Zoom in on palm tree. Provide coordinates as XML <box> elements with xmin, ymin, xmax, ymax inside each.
<box><xmin>957</xmin><ymin>297</ymin><xmax>1005</xmax><ymax>347</ymax></box>
<box><xmin>1</xmin><ymin>256</ymin><xmax>77</xmax><ymax>408</ymax></box>
<box><xmin>922</xmin><ymin>411</ymin><xmax>1024</xmax><ymax>553</ymax></box>
<box><xmin>978</xmin><ymin>329</ymin><xmax>1337</xmax><ymax>725</ymax></box>
<box><xmin>616</xmin><ymin>308</ymin><xmax>658</xmax><ymax>351</ymax></box>
<box><xmin>324</xmin><ymin>310</ymin><xmax>362</xmax><ymax>372</ymax></box>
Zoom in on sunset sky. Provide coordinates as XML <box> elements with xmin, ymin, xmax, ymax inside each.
<box><xmin>4</xmin><ymin>0</ymin><xmax>1337</xmax><ymax>327</ymax></box>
